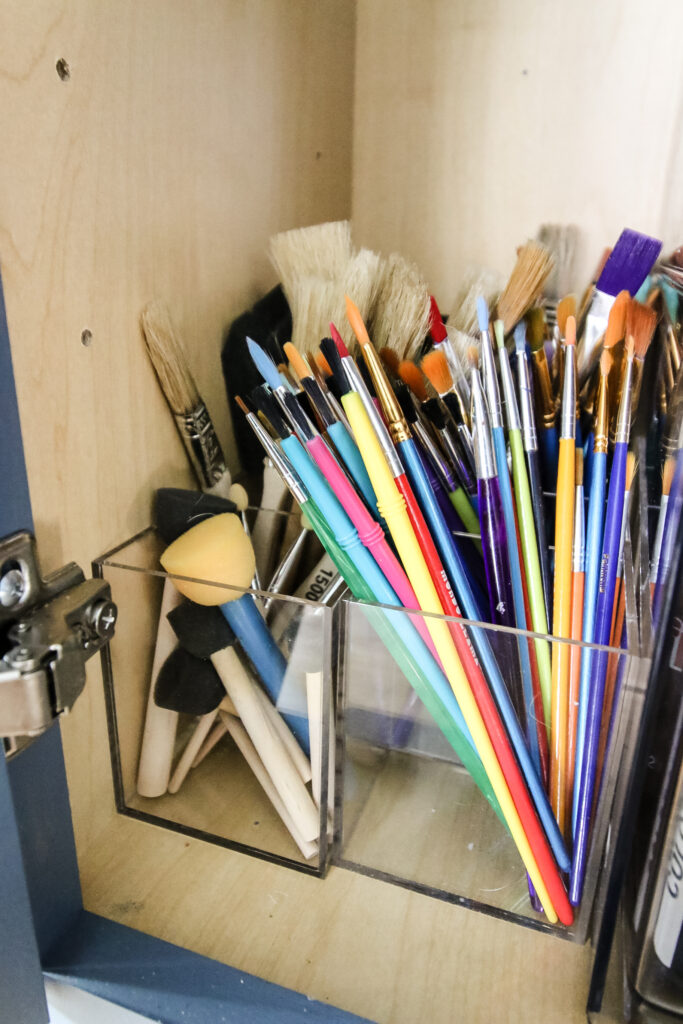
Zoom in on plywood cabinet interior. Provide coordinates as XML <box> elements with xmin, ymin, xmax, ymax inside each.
<box><xmin>1</xmin><ymin>1</ymin><xmax>681</xmax><ymax>1020</ymax></box>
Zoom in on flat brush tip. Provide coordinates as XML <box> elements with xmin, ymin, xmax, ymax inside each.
<box><xmin>565</xmin><ymin>316</ymin><xmax>576</xmax><ymax>346</ymax></box>
<box><xmin>283</xmin><ymin>341</ymin><xmax>311</xmax><ymax>381</ymax></box>
<box><xmin>476</xmin><ymin>295</ymin><xmax>490</xmax><ymax>333</ymax></box>
<box><xmin>235</xmin><ymin>395</ymin><xmax>249</xmax><ymax>415</ymax></box>
<box><xmin>315</xmin><ymin>351</ymin><xmax>332</xmax><ymax>376</ymax></box>
<box><xmin>466</xmin><ymin>345</ymin><xmax>479</xmax><ymax>368</ymax></box>
<box><xmin>398</xmin><ymin>360</ymin><xmax>428</xmax><ymax>402</ymax></box>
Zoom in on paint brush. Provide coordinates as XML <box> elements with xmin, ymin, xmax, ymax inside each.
<box><xmin>496</xmin><ymin>241</ymin><xmax>555</xmax><ymax>334</ymax></box>
<box><xmin>578</xmin><ymin>229</ymin><xmax>662</xmax><ymax>382</ymax></box>
<box><xmin>526</xmin><ymin>306</ymin><xmax>558</xmax><ymax>492</ymax></box>
<box><xmin>550</xmin><ymin>315</ymin><xmax>577</xmax><ymax>836</ymax></box>
<box><xmin>141</xmin><ymin>302</ymin><xmax>231</xmax><ymax>497</ymax></box>
<box><xmin>421</xmin><ymin>399</ymin><xmax>480</xmax><ymax>518</ymax></box>
<box><xmin>284</xmin><ymin>342</ymin><xmax>378</xmax><ymax>513</ymax></box>
<box><xmin>421</xmin><ymin>349</ymin><xmax>475</xmax><ymax>471</ymax></box>
<box><xmin>650</xmin><ymin>456</ymin><xmax>675</xmax><ymax>604</ymax></box>
<box><xmin>566</xmin><ymin>447</ymin><xmax>585</xmax><ymax>814</ymax></box>
<box><xmin>571</xmin><ymin>322</ymin><xmax>641</xmax><ymax>903</ymax></box>
<box><xmin>496</xmin><ymin>318</ymin><xmax>553</xmax><ymax>750</ymax></box>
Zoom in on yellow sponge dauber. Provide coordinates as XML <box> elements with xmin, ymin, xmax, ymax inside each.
<box><xmin>160</xmin><ymin>513</ymin><xmax>255</xmax><ymax>605</ymax></box>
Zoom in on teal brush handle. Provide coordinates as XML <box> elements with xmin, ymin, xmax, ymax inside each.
<box><xmin>328</xmin><ymin>420</ymin><xmax>379</xmax><ymax>514</ymax></box>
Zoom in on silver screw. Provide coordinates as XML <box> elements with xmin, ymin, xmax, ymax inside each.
<box><xmin>0</xmin><ymin>568</ymin><xmax>27</xmax><ymax>608</ymax></box>
<box><xmin>86</xmin><ymin>599</ymin><xmax>117</xmax><ymax>641</ymax></box>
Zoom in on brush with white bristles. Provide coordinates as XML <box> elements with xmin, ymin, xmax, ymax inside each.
<box><xmin>448</xmin><ymin>265</ymin><xmax>502</xmax><ymax>336</ymax></box>
<box><xmin>141</xmin><ymin>302</ymin><xmax>231</xmax><ymax>498</ymax></box>
<box><xmin>537</xmin><ymin>224</ymin><xmax>580</xmax><ymax>328</ymax></box>
<box><xmin>368</xmin><ymin>252</ymin><xmax>432</xmax><ymax>360</ymax></box>
<box><xmin>269</xmin><ymin>221</ymin><xmax>352</xmax><ymax>291</ymax></box>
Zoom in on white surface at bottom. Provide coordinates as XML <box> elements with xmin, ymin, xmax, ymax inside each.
<box><xmin>46</xmin><ymin>979</ymin><xmax>153</xmax><ymax>1023</ymax></box>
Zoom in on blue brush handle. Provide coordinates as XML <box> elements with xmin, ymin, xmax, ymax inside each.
<box><xmin>327</xmin><ymin>420</ymin><xmax>379</xmax><ymax>514</ymax></box>
<box><xmin>571</xmin><ymin>449</ymin><xmax>607</xmax><ymax>835</ymax></box>
<box><xmin>571</xmin><ymin>441</ymin><xmax>628</xmax><ymax>904</ymax></box>
<box><xmin>491</xmin><ymin>425</ymin><xmax>540</xmax><ymax>766</ymax></box>
<box><xmin>219</xmin><ymin>594</ymin><xmax>309</xmax><ymax>752</ymax></box>
<box><xmin>541</xmin><ymin>425</ymin><xmax>559</xmax><ymax>491</ymax></box>
<box><xmin>281</xmin><ymin>433</ymin><xmax>478</xmax><ymax>758</ymax></box>
<box><xmin>399</xmin><ymin>438</ymin><xmax>569</xmax><ymax>873</ymax></box>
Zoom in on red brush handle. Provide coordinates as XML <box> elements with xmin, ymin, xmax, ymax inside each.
<box><xmin>394</xmin><ymin>473</ymin><xmax>572</xmax><ymax>923</ymax></box>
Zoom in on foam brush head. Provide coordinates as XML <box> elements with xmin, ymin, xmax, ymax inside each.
<box><xmin>160</xmin><ymin>513</ymin><xmax>255</xmax><ymax>606</ymax></box>
<box><xmin>154</xmin><ymin>647</ymin><xmax>225</xmax><ymax>714</ymax></box>
<box><xmin>154</xmin><ymin>488</ymin><xmax>237</xmax><ymax>545</ymax></box>
<box><xmin>167</xmin><ymin>600</ymin><xmax>236</xmax><ymax>659</ymax></box>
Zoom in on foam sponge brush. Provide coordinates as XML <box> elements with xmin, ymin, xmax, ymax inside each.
<box><xmin>154</xmin><ymin>488</ymin><xmax>236</xmax><ymax>545</ymax></box>
<box><xmin>154</xmin><ymin>648</ymin><xmax>225</xmax><ymax>716</ymax></box>
<box><xmin>160</xmin><ymin>513</ymin><xmax>255</xmax><ymax>604</ymax></box>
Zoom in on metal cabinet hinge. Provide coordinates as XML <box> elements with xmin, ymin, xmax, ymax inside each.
<box><xmin>0</xmin><ymin>531</ymin><xmax>117</xmax><ymax>749</ymax></box>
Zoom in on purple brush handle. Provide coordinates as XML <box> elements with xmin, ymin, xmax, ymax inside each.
<box><xmin>306</xmin><ymin>435</ymin><xmax>442</xmax><ymax>665</ymax></box>
<box><xmin>570</xmin><ymin>440</ymin><xmax>628</xmax><ymax>904</ymax></box>
<box><xmin>478</xmin><ymin>476</ymin><xmax>515</xmax><ymax>629</ymax></box>
<box><xmin>478</xmin><ymin>475</ymin><xmax>525</xmax><ymax>724</ymax></box>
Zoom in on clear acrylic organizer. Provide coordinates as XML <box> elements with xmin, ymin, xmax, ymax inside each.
<box><xmin>94</xmin><ymin>504</ymin><xmax>652</xmax><ymax>940</ymax></box>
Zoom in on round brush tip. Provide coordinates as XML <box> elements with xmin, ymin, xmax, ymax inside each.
<box><xmin>564</xmin><ymin>316</ymin><xmax>576</xmax><ymax>346</ymax></box>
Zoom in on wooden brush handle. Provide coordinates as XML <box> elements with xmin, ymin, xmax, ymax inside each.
<box><xmin>167</xmin><ymin>710</ymin><xmax>219</xmax><ymax>794</ymax></box>
<box><xmin>137</xmin><ymin>578</ymin><xmax>183</xmax><ymax>797</ymax></box>
<box><xmin>191</xmin><ymin>717</ymin><xmax>230</xmax><ymax>769</ymax></box>
<box><xmin>219</xmin><ymin>712</ymin><xmax>318</xmax><ymax>861</ymax></box>
<box><xmin>210</xmin><ymin>647</ymin><xmax>320</xmax><ymax>843</ymax></box>
<box><xmin>253</xmin><ymin>684</ymin><xmax>312</xmax><ymax>785</ymax></box>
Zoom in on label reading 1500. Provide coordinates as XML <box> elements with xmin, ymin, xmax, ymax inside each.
<box><xmin>305</xmin><ymin>569</ymin><xmax>335</xmax><ymax>601</ymax></box>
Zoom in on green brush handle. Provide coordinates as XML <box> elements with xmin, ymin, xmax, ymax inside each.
<box><xmin>449</xmin><ymin>487</ymin><xmax>482</xmax><ymax>550</ymax></box>
<box><xmin>508</xmin><ymin>426</ymin><xmax>552</xmax><ymax>727</ymax></box>
<box><xmin>302</xmin><ymin>497</ymin><xmax>503</xmax><ymax>824</ymax></box>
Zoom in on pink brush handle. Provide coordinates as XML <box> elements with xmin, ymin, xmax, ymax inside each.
<box><xmin>307</xmin><ymin>435</ymin><xmax>442</xmax><ymax>665</ymax></box>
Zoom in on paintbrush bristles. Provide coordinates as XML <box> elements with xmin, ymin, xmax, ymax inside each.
<box><xmin>141</xmin><ymin>302</ymin><xmax>199</xmax><ymax>414</ymax></box>
<box><xmin>399</xmin><ymin>360</ymin><xmax>430</xmax><ymax>403</ymax></box>
<box><xmin>556</xmin><ymin>296</ymin><xmax>577</xmax><ymax>337</ymax></box>
<box><xmin>449</xmin><ymin>266</ymin><xmax>502</xmax><ymax>335</ymax></box>
<box><xmin>269</xmin><ymin>221</ymin><xmax>352</xmax><ymax>292</ymax></box>
<box><xmin>538</xmin><ymin>224</ymin><xmax>579</xmax><ymax>299</ymax></box>
<box><xmin>663</xmin><ymin>457</ymin><xmax>675</xmax><ymax>496</ymax></box>
<box><xmin>604</xmin><ymin>291</ymin><xmax>630</xmax><ymax>349</ymax></box>
<box><xmin>497</xmin><ymin>241</ymin><xmax>556</xmax><ymax>333</ymax></box>
<box><xmin>626</xmin><ymin>300</ymin><xmax>658</xmax><ymax>360</ymax></box>
<box><xmin>369</xmin><ymin>253</ymin><xmax>431</xmax><ymax>359</ymax></box>
<box><xmin>625</xmin><ymin>452</ymin><xmax>637</xmax><ymax>490</ymax></box>
<box><xmin>421</xmin><ymin>350</ymin><xmax>453</xmax><ymax>394</ymax></box>
<box><xmin>600</xmin><ymin>349</ymin><xmax>612</xmax><ymax>376</ymax></box>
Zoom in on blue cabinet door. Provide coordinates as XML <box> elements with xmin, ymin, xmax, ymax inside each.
<box><xmin>0</xmin><ymin>272</ymin><xmax>52</xmax><ymax>1022</ymax></box>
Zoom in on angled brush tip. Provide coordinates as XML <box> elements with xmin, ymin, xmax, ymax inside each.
<box><xmin>398</xmin><ymin>359</ymin><xmax>429</xmax><ymax>403</ymax></box>
<box><xmin>329</xmin><ymin>321</ymin><xmax>350</xmax><ymax>358</ymax></box>
<box><xmin>234</xmin><ymin>395</ymin><xmax>249</xmax><ymax>415</ymax></box>
<box><xmin>476</xmin><ymin>295</ymin><xmax>490</xmax><ymax>333</ymax></box>
<box><xmin>564</xmin><ymin>316</ymin><xmax>576</xmax><ymax>346</ymax></box>
<box><xmin>421</xmin><ymin>349</ymin><xmax>453</xmax><ymax>394</ymax></box>
<box><xmin>626</xmin><ymin>299</ymin><xmax>658</xmax><ymax>360</ymax></box>
<box><xmin>429</xmin><ymin>295</ymin><xmax>448</xmax><ymax>343</ymax></box>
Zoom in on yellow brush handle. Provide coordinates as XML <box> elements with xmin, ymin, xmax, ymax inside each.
<box><xmin>550</xmin><ymin>437</ymin><xmax>575</xmax><ymax>834</ymax></box>
<box><xmin>342</xmin><ymin>390</ymin><xmax>559</xmax><ymax>922</ymax></box>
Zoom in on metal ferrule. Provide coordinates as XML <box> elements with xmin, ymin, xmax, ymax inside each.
<box><xmin>515</xmin><ymin>350</ymin><xmax>538</xmax><ymax>452</ymax></box>
<box><xmin>470</xmin><ymin>369</ymin><xmax>496</xmax><ymax>480</ymax></box>
<box><xmin>560</xmin><ymin>345</ymin><xmax>576</xmax><ymax>440</ymax></box>
<box><xmin>572</xmin><ymin>483</ymin><xmax>585</xmax><ymax>573</ymax></box>
<box><xmin>579</xmin><ymin>288</ymin><xmax>615</xmax><ymax>379</ymax></box>
<box><xmin>342</xmin><ymin>357</ymin><xmax>404</xmax><ymax>477</ymax></box>
<box><xmin>412</xmin><ymin>418</ymin><xmax>457</xmax><ymax>492</ymax></box>
<box><xmin>531</xmin><ymin>349</ymin><xmax>556</xmax><ymax>430</ymax></box>
<box><xmin>245</xmin><ymin>412</ymin><xmax>308</xmax><ymax>505</ymax></box>
<box><xmin>498</xmin><ymin>347</ymin><xmax>521</xmax><ymax>432</ymax></box>
<box><xmin>615</xmin><ymin>352</ymin><xmax>635</xmax><ymax>445</ymax></box>
<box><xmin>480</xmin><ymin>330</ymin><xmax>503</xmax><ymax>429</ymax></box>
<box><xmin>593</xmin><ymin>369</ymin><xmax>609</xmax><ymax>455</ymax></box>
<box><xmin>174</xmin><ymin>401</ymin><xmax>227</xmax><ymax>491</ymax></box>
<box><xmin>361</xmin><ymin>344</ymin><xmax>412</xmax><ymax>446</ymax></box>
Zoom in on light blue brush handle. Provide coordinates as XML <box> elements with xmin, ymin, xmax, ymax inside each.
<box><xmin>327</xmin><ymin>420</ymin><xmax>378</xmax><ymax>514</ymax></box>
<box><xmin>572</xmin><ymin>449</ymin><xmax>607</xmax><ymax>835</ymax></box>
<box><xmin>492</xmin><ymin>425</ymin><xmax>541</xmax><ymax>770</ymax></box>
<box><xmin>281</xmin><ymin>433</ymin><xmax>478</xmax><ymax>759</ymax></box>
<box><xmin>219</xmin><ymin>594</ymin><xmax>309</xmax><ymax>752</ymax></box>
<box><xmin>399</xmin><ymin>438</ymin><xmax>570</xmax><ymax>873</ymax></box>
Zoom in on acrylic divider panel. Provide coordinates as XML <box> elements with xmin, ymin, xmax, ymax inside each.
<box><xmin>94</xmin><ymin>515</ymin><xmax>334</xmax><ymax>877</ymax></box>
<box><xmin>335</xmin><ymin>597</ymin><xmax>649</xmax><ymax>940</ymax></box>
